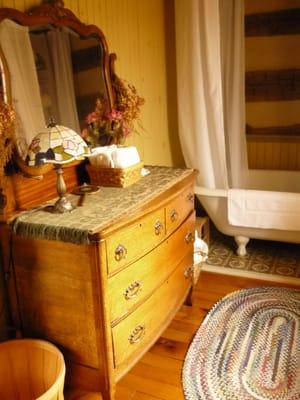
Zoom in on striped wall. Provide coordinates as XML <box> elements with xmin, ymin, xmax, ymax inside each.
<box><xmin>245</xmin><ymin>0</ymin><xmax>300</xmax><ymax>14</ymax></box>
<box><xmin>245</xmin><ymin>0</ymin><xmax>300</xmax><ymax>170</ymax></box>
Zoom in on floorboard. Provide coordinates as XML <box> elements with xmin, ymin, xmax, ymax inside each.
<box><xmin>115</xmin><ymin>270</ymin><xmax>300</xmax><ymax>399</ymax></box>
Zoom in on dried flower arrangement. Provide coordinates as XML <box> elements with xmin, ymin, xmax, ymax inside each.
<box><xmin>0</xmin><ymin>100</ymin><xmax>15</xmax><ymax>180</ymax></box>
<box><xmin>82</xmin><ymin>76</ymin><xmax>145</xmax><ymax>147</ymax></box>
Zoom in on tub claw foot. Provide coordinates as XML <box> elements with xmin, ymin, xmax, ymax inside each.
<box><xmin>234</xmin><ymin>236</ymin><xmax>249</xmax><ymax>256</ymax></box>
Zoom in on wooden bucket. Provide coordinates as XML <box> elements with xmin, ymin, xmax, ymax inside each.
<box><xmin>65</xmin><ymin>389</ymin><xmax>103</xmax><ymax>399</ymax></box>
<box><xmin>0</xmin><ymin>339</ymin><xmax>66</xmax><ymax>400</ymax></box>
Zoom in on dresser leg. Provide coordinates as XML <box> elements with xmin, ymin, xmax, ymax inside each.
<box><xmin>184</xmin><ymin>286</ymin><xmax>193</xmax><ymax>306</ymax></box>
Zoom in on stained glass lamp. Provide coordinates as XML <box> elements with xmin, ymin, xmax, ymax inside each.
<box><xmin>26</xmin><ymin>122</ymin><xmax>90</xmax><ymax>213</ymax></box>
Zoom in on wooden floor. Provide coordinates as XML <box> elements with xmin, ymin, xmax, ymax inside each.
<box><xmin>114</xmin><ymin>270</ymin><xmax>299</xmax><ymax>400</ymax></box>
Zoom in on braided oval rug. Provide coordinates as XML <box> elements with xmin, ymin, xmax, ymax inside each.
<box><xmin>182</xmin><ymin>287</ymin><xmax>300</xmax><ymax>400</ymax></box>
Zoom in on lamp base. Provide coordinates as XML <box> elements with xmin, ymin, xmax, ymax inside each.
<box><xmin>49</xmin><ymin>165</ymin><xmax>75</xmax><ymax>213</ymax></box>
<box><xmin>52</xmin><ymin>195</ymin><xmax>75</xmax><ymax>214</ymax></box>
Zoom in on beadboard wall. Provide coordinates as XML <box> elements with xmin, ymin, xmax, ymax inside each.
<box><xmin>0</xmin><ymin>0</ymin><xmax>184</xmax><ymax>167</ymax></box>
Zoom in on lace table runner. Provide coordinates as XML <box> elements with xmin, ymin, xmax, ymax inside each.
<box><xmin>12</xmin><ymin>166</ymin><xmax>193</xmax><ymax>244</ymax></box>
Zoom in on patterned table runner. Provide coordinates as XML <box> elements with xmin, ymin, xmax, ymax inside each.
<box><xmin>12</xmin><ymin>166</ymin><xmax>193</xmax><ymax>244</ymax></box>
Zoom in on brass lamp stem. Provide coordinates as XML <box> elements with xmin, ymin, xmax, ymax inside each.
<box><xmin>56</xmin><ymin>166</ymin><xmax>66</xmax><ymax>196</ymax></box>
<box><xmin>52</xmin><ymin>165</ymin><xmax>74</xmax><ymax>213</ymax></box>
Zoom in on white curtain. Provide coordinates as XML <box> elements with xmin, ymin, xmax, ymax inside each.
<box><xmin>0</xmin><ymin>19</ymin><xmax>45</xmax><ymax>159</ymax></box>
<box><xmin>174</xmin><ymin>0</ymin><xmax>248</xmax><ymax>189</ymax></box>
<box><xmin>30</xmin><ymin>33</ymin><xmax>60</xmax><ymax>124</ymax></box>
<box><xmin>47</xmin><ymin>29</ymin><xmax>80</xmax><ymax>133</ymax></box>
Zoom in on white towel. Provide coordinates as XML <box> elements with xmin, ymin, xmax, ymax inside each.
<box><xmin>89</xmin><ymin>145</ymin><xmax>117</xmax><ymax>167</ymax></box>
<box><xmin>111</xmin><ymin>146</ymin><xmax>140</xmax><ymax>168</ymax></box>
<box><xmin>228</xmin><ymin>189</ymin><xmax>300</xmax><ymax>231</ymax></box>
<box><xmin>194</xmin><ymin>230</ymin><xmax>208</xmax><ymax>264</ymax></box>
<box><xmin>193</xmin><ymin>231</ymin><xmax>208</xmax><ymax>285</ymax></box>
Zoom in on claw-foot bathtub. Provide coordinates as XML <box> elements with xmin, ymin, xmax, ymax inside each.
<box><xmin>195</xmin><ymin>170</ymin><xmax>300</xmax><ymax>256</ymax></box>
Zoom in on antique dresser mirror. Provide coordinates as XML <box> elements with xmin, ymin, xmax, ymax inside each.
<box><xmin>0</xmin><ymin>0</ymin><xmax>117</xmax><ymax>216</ymax></box>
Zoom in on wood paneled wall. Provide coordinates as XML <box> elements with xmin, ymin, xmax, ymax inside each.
<box><xmin>0</xmin><ymin>0</ymin><xmax>184</xmax><ymax>167</ymax></box>
<box><xmin>245</xmin><ymin>9</ymin><xmax>300</xmax><ymax>36</ymax></box>
<box><xmin>247</xmin><ymin>134</ymin><xmax>300</xmax><ymax>170</ymax></box>
<box><xmin>245</xmin><ymin>0</ymin><xmax>300</xmax><ymax>14</ymax></box>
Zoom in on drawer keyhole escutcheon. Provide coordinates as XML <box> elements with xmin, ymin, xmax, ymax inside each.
<box><xmin>154</xmin><ymin>220</ymin><xmax>163</xmax><ymax>235</ymax></box>
<box><xmin>185</xmin><ymin>231</ymin><xmax>195</xmax><ymax>244</ymax></box>
<box><xmin>115</xmin><ymin>244</ymin><xmax>127</xmax><ymax>261</ymax></box>
<box><xmin>128</xmin><ymin>324</ymin><xmax>146</xmax><ymax>344</ymax></box>
<box><xmin>124</xmin><ymin>281</ymin><xmax>143</xmax><ymax>300</ymax></box>
<box><xmin>170</xmin><ymin>209</ymin><xmax>178</xmax><ymax>222</ymax></box>
<box><xmin>186</xmin><ymin>193</ymin><xmax>194</xmax><ymax>203</ymax></box>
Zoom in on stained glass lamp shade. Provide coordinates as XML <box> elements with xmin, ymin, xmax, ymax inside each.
<box><xmin>26</xmin><ymin>123</ymin><xmax>90</xmax><ymax>213</ymax></box>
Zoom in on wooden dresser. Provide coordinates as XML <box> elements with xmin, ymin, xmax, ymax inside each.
<box><xmin>1</xmin><ymin>166</ymin><xmax>196</xmax><ymax>400</ymax></box>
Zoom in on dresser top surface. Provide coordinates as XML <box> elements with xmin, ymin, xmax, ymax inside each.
<box><xmin>11</xmin><ymin>166</ymin><xmax>195</xmax><ymax>244</ymax></box>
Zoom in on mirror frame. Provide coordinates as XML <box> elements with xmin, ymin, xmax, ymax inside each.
<box><xmin>0</xmin><ymin>0</ymin><xmax>116</xmax><ymax>176</ymax></box>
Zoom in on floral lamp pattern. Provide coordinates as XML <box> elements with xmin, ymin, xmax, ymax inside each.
<box><xmin>26</xmin><ymin>124</ymin><xmax>89</xmax><ymax>167</ymax></box>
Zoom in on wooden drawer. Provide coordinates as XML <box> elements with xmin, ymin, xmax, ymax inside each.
<box><xmin>105</xmin><ymin>208</ymin><xmax>165</xmax><ymax>275</ymax></box>
<box><xmin>165</xmin><ymin>185</ymin><xmax>194</xmax><ymax>234</ymax></box>
<box><xmin>111</xmin><ymin>253</ymin><xmax>192</xmax><ymax>368</ymax></box>
<box><xmin>108</xmin><ymin>212</ymin><xmax>195</xmax><ymax>323</ymax></box>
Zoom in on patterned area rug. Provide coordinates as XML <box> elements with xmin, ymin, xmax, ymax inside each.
<box><xmin>202</xmin><ymin>228</ymin><xmax>300</xmax><ymax>283</ymax></box>
<box><xmin>182</xmin><ymin>287</ymin><xmax>300</xmax><ymax>400</ymax></box>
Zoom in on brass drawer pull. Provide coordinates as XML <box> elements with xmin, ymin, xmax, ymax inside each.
<box><xmin>124</xmin><ymin>281</ymin><xmax>142</xmax><ymax>300</ymax></box>
<box><xmin>114</xmin><ymin>244</ymin><xmax>127</xmax><ymax>261</ymax></box>
<box><xmin>185</xmin><ymin>231</ymin><xmax>195</xmax><ymax>244</ymax></box>
<box><xmin>154</xmin><ymin>220</ymin><xmax>163</xmax><ymax>235</ymax></box>
<box><xmin>186</xmin><ymin>193</ymin><xmax>194</xmax><ymax>203</ymax></box>
<box><xmin>128</xmin><ymin>324</ymin><xmax>146</xmax><ymax>344</ymax></box>
<box><xmin>184</xmin><ymin>265</ymin><xmax>194</xmax><ymax>279</ymax></box>
<box><xmin>170</xmin><ymin>209</ymin><xmax>178</xmax><ymax>222</ymax></box>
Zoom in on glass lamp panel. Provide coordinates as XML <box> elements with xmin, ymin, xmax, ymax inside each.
<box><xmin>26</xmin><ymin>125</ymin><xmax>89</xmax><ymax>166</ymax></box>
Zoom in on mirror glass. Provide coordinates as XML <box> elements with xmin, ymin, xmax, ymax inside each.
<box><xmin>29</xmin><ymin>25</ymin><xmax>108</xmax><ymax>132</ymax></box>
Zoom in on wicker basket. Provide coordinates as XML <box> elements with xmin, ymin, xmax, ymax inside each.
<box><xmin>86</xmin><ymin>162</ymin><xmax>143</xmax><ymax>188</ymax></box>
<box><xmin>0</xmin><ymin>339</ymin><xmax>65</xmax><ymax>400</ymax></box>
